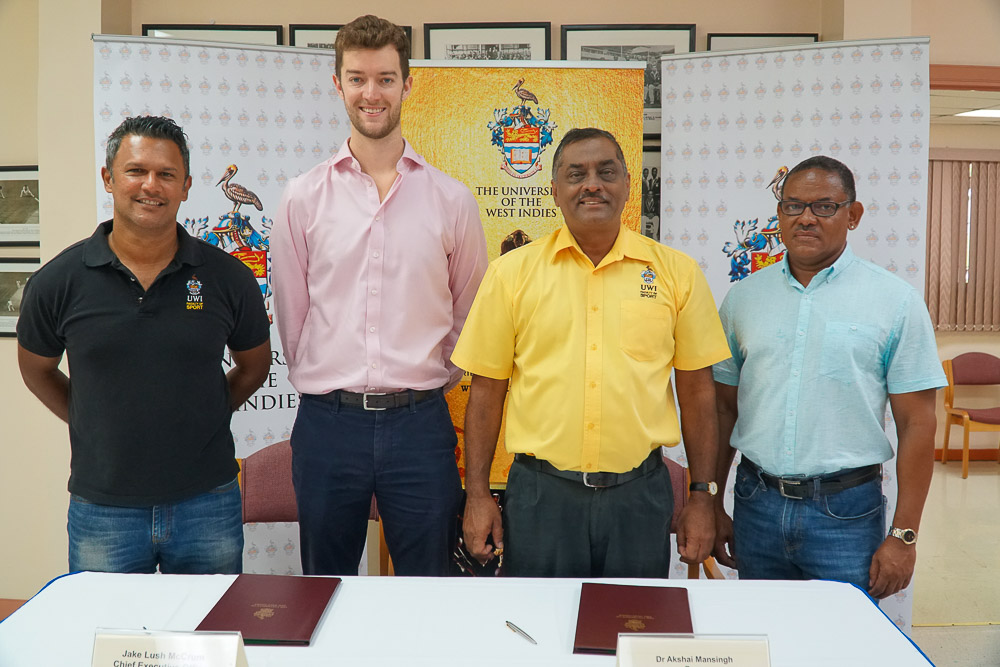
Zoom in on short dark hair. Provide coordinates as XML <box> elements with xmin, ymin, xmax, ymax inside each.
<box><xmin>335</xmin><ymin>15</ymin><xmax>410</xmax><ymax>81</ymax></box>
<box><xmin>106</xmin><ymin>116</ymin><xmax>190</xmax><ymax>178</ymax></box>
<box><xmin>551</xmin><ymin>127</ymin><xmax>627</xmax><ymax>179</ymax></box>
<box><xmin>782</xmin><ymin>155</ymin><xmax>856</xmax><ymax>201</ymax></box>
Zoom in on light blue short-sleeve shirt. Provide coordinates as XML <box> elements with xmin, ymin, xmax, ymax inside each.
<box><xmin>713</xmin><ymin>246</ymin><xmax>945</xmax><ymax>476</ymax></box>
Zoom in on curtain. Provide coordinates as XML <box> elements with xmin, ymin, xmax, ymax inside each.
<box><xmin>926</xmin><ymin>160</ymin><xmax>1000</xmax><ymax>330</ymax></box>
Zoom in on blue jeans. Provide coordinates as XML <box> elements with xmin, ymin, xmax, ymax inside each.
<box><xmin>291</xmin><ymin>390</ymin><xmax>462</xmax><ymax>576</ymax></box>
<box><xmin>732</xmin><ymin>460</ymin><xmax>885</xmax><ymax>589</ymax></box>
<box><xmin>67</xmin><ymin>478</ymin><xmax>243</xmax><ymax>574</ymax></box>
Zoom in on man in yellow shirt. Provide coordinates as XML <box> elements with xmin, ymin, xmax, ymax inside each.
<box><xmin>452</xmin><ymin>128</ymin><xmax>731</xmax><ymax>577</ymax></box>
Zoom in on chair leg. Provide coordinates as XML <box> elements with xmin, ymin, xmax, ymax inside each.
<box><xmin>378</xmin><ymin>520</ymin><xmax>393</xmax><ymax>576</ymax></box>
<box><xmin>942</xmin><ymin>420</ymin><xmax>951</xmax><ymax>464</ymax></box>
<box><xmin>962</xmin><ymin>420</ymin><xmax>971</xmax><ymax>479</ymax></box>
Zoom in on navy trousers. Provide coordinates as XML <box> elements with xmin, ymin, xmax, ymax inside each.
<box><xmin>291</xmin><ymin>390</ymin><xmax>462</xmax><ymax>576</ymax></box>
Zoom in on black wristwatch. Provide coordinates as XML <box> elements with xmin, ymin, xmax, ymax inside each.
<box><xmin>689</xmin><ymin>481</ymin><xmax>718</xmax><ymax>496</ymax></box>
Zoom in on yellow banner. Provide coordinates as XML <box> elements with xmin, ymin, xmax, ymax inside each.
<box><xmin>404</xmin><ymin>65</ymin><xmax>645</xmax><ymax>484</ymax></box>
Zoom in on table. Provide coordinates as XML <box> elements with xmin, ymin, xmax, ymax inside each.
<box><xmin>0</xmin><ymin>573</ymin><xmax>931</xmax><ymax>666</ymax></box>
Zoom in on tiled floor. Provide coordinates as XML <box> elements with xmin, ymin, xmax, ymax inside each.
<box><xmin>909</xmin><ymin>458</ymin><xmax>1000</xmax><ymax>666</ymax></box>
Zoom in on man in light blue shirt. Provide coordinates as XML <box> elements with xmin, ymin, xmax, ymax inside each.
<box><xmin>712</xmin><ymin>155</ymin><xmax>945</xmax><ymax>599</ymax></box>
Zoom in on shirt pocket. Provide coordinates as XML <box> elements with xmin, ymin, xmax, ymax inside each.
<box><xmin>620</xmin><ymin>301</ymin><xmax>674</xmax><ymax>362</ymax></box>
<box><xmin>818</xmin><ymin>321</ymin><xmax>880</xmax><ymax>385</ymax></box>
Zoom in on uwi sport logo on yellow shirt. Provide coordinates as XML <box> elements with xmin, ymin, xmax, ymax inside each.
<box><xmin>488</xmin><ymin>78</ymin><xmax>557</xmax><ymax>179</ymax></box>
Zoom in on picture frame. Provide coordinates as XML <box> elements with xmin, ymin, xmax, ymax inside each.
<box><xmin>707</xmin><ymin>33</ymin><xmax>819</xmax><ymax>52</ymax></box>
<box><xmin>141</xmin><ymin>24</ymin><xmax>284</xmax><ymax>46</ymax></box>
<box><xmin>424</xmin><ymin>22</ymin><xmax>551</xmax><ymax>61</ymax></box>
<box><xmin>289</xmin><ymin>24</ymin><xmax>413</xmax><ymax>54</ymax></box>
<box><xmin>561</xmin><ymin>24</ymin><xmax>696</xmax><ymax>138</ymax></box>
<box><xmin>0</xmin><ymin>166</ymin><xmax>40</xmax><ymax>247</ymax></box>
<box><xmin>640</xmin><ymin>146</ymin><xmax>661</xmax><ymax>242</ymax></box>
<box><xmin>0</xmin><ymin>258</ymin><xmax>39</xmax><ymax>337</ymax></box>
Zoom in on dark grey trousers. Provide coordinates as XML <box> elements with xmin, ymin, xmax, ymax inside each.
<box><xmin>502</xmin><ymin>458</ymin><xmax>674</xmax><ymax>577</ymax></box>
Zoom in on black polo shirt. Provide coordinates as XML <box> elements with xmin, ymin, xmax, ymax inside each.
<box><xmin>17</xmin><ymin>220</ymin><xmax>270</xmax><ymax>506</ymax></box>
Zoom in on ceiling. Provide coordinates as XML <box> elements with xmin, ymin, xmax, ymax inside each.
<box><xmin>930</xmin><ymin>90</ymin><xmax>1000</xmax><ymax>125</ymax></box>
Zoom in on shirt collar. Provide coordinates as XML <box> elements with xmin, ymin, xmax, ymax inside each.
<box><xmin>332</xmin><ymin>138</ymin><xmax>424</xmax><ymax>174</ymax></box>
<box><xmin>82</xmin><ymin>220</ymin><xmax>204</xmax><ymax>268</ymax></box>
<box><xmin>781</xmin><ymin>243</ymin><xmax>857</xmax><ymax>288</ymax></box>
<box><xmin>549</xmin><ymin>224</ymin><xmax>654</xmax><ymax>267</ymax></box>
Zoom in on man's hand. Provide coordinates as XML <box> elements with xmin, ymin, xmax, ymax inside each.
<box><xmin>868</xmin><ymin>538</ymin><xmax>916</xmax><ymax>599</ymax></box>
<box><xmin>712</xmin><ymin>505</ymin><xmax>737</xmax><ymax>569</ymax></box>
<box><xmin>462</xmin><ymin>493</ymin><xmax>504</xmax><ymax>564</ymax></box>
<box><xmin>676</xmin><ymin>495</ymin><xmax>715</xmax><ymax>565</ymax></box>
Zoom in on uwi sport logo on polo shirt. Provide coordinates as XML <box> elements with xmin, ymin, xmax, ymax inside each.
<box><xmin>186</xmin><ymin>276</ymin><xmax>204</xmax><ymax>310</ymax></box>
<box><xmin>640</xmin><ymin>267</ymin><xmax>658</xmax><ymax>299</ymax></box>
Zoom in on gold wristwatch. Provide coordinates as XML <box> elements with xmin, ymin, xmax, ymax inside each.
<box><xmin>689</xmin><ymin>481</ymin><xmax>718</xmax><ymax>496</ymax></box>
<box><xmin>888</xmin><ymin>526</ymin><xmax>917</xmax><ymax>545</ymax></box>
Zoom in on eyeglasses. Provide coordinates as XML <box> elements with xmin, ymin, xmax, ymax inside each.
<box><xmin>778</xmin><ymin>200</ymin><xmax>853</xmax><ymax>217</ymax></box>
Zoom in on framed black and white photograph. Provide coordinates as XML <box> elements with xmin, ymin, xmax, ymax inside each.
<box><xmin>290</xmin><ymin>24</ymin><xmax>413</xmax><ymax>54</ymax></box>
<box><xmin>0</xmin><ymin>258</ymin><xmax>38</xmax><ymax>336</ymax></box>
<box><xmin>641</xmin><ymin>146</ymin><xmax>661</xmax><ymax>242</ymax></box>
<box><xmin>141</xmin><ymin>24</ymin><xmax>284</xmax><ymax>46</ymax></box>
<box><xmin>0</xmin><ymin>166</ymin><xmax>40</xmax><ymax>247</ymax></box>
<box><xmin>424</xmin><ymin>22</ymin><xmax>550</xmax><ymax>61</ymax></box>
<box><xmin>707</xmin><ymin>33</ymin><xmax>818</xmax><ymax>52</ymax></box>
<box><xmin>561</xmin><ymin>24</ymin><xmax>696</xmax><ymax>137</ymax></box>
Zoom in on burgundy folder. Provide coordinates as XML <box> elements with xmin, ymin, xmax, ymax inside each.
<box><xmin>196</xmin><ymin>574</ymin><xmax>341</xmax><ymax>645</ymax></box>
<box><xmin>573</xmin><ymin>582</ymin><xmax>693</xmax><ymax>655</ymax></box>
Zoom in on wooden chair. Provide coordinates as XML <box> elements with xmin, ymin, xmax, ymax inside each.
<box><xmin>238</xmin><ymin>440</ymin><xmax>392</xmax><ymax>575</ymax></box>
<box><xmin>663</xmin><ymin>456</ymin><xmax>724</xmax><ymax>579</ymax></box>
<box><xmin>942</xmin><ymin>353</ymin><xmax>1000</xmax><ymax>479</ymax></box>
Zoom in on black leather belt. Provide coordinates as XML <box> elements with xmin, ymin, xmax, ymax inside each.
<box><xmin>514</xmin><ymin>450</ymin><xmax>661</xmax><ymax>489</ymax></box>
<box><xmin>308</xmin><ymin>388</ymin><xmax>439</xmax><ymax>411</ymax></box>
<box><xmin>742</xmin><ymin>457</ymin><xmax>881</xmax><ymax>500</ymax></box>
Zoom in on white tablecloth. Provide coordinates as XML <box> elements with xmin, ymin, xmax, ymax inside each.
<box><xmin>0</xmin><ymin>573</ymin><xmax>931</xmax><ymax>666</ymax></box>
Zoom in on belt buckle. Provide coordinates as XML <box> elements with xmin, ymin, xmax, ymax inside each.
<box><xmin>582</xmin><ymin>472</ymin><xmax>609</xmax><ymax>488</ymax></box>
<box><xmin>362</xmin><ymin>392</ymin><xmax>388</xmax><ymax>411</ymax></box>
<box><xmin>777</xmin><ymin>478</ymin><xmax>803</xmax><ymax>499</ymax></box>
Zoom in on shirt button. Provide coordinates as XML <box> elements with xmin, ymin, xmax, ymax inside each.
<box><xmin>369</xmin><ymin>326</ymin><xmax>376</xmax><ymax>333</ymax></box>
<box><xmin>792</xmin><ymin>370</ymin><xmax>799</xmax><ymax>377</ymax></box>
<box><xmin>130</xmin><ymin>277</ymin><xmax>136</xmax><ymax>282</ymax></box>
<box><xmin>373</xmin><ymin>251</ymin><xmax>380</xmax><ymax>258</ymax></box>
<box><xmin>375</xmin><ymin>216</ymin><xmax>381</xmax><ymax>222</ymax></box>
<box><xmin>591</xmin><ymin>306</ymin><xmax>599</xmax><ymax>312</ymax></box>
<box><xmin>590</xmin><ymin>344</ymin><xmax>597</xmax><ymax>351</ymax></box>
<box><xmin>371</xmin><ymin>362</ymin><xmax>377</xmax><ymax>369</ymax></box>
<box><xmin>371</xmin><ymin>288</ymin><xmax>378</xmax><ymax>295</ymax></box>
<box><xmin>585</xmin><ymin>463</ymin><xmax>593</xmax><ymax>470</ymax></box>
<box><xmin>590</xmin><ymin>381</ymin><xmax>597</xmax><ymax>389</ymax></box>
<box><xmin>587</xmin><ymin>423</ymin><xmax>595</xmax><ymax>430</ymax></box>
<box><xmin>797</xmin><ymin>330</ymin><xmax>804</xmax><ymax>336</ymax></box>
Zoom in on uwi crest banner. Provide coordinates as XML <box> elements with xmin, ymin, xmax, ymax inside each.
<box><xmin>405</xmin><ymin>63</ymin><xmax>645</xmax><ymax>486</ymax></box>
<box><xmin>658</xmin><ymin>38</ymin><xmax>929</xmax><ymax>618</ymax></box>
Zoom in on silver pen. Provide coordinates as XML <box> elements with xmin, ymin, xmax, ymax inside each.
<box><xmin>506</xmin><ymin>620</ymin><xmax>537</xmax><ymax>645</ymax></box>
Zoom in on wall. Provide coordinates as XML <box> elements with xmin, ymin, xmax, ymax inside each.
<box><xmin>3</xmin><ymin>0</ymin><xmax>1000</xmax><ymax>600</ymax></box>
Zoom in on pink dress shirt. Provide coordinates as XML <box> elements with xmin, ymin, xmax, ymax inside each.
<box><xmin>271</xmin><ymin>140</ymin><xmax>488</xmax><ymax>395</ymax></box>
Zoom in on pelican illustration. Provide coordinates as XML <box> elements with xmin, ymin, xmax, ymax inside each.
<box><xmin>767</xmin><ymin>165</ymin><xmax>789</xmax><ymax>200</ymax></box>
<box><xmin>216</xmin><ymin>164</ymin><xmax>263</xmax><ymax>214</ymax></box>
<box><xmin>513</xmin><ymin>78</ymin><xmax>539</xmax><ymax>106</ymax></box>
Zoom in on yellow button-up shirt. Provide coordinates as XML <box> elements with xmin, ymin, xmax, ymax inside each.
<box><xmin>452</xmin><ymin>225</ymin><xmax>730</xmax><ymax>473</ymax></box>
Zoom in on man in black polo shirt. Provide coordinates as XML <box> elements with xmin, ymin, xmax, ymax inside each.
<box><xmin>16</xmin><ymin>116</ymin><xmax>271</xmax><ymax>574</ymax></box>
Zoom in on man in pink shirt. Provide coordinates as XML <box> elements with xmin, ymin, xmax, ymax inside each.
<box><xmin>271</xmin><ymin>15</ymin><xmax>488</xmax><ymax>576</ymax></box>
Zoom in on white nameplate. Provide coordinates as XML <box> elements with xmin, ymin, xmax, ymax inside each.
<box><xmin>92</xmin><ymin>629</ymin><xmax>248</xmax><ymax>667</ymax></box>
<box><xmin>617</xmin><ymin>634</ymin><xmax>770</xmax><ymax>667</ymax></box>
